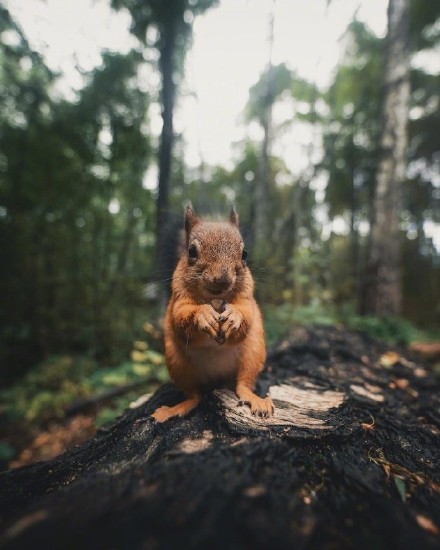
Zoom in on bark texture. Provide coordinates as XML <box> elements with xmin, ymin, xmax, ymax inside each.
<box><xmin>253</xmin><ymin>6</ymin><xmax>275</xmax><ymax>251</ymax></box>
<box><xmin>156</xmin><ymin>16</ymin><xmax>177</xmax><ymax>310</ymax></box>
<box><xmin>254</xmin><ymin>107</ymin><xmax>271</xmax><ymax>247</ymax></box>
<box><xmin>362</xmin><ymin>0</ymin><xmax>410</xmax><ymax>315</ymax></box>
<box><xmin>1</xmin><ymin>326</ymin><xmax>439</xmax><ymax>549</ymax></box>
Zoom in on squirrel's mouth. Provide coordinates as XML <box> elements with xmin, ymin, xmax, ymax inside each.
<box><xmin>206</xmin><ymin>284</ymin><xmax>232</xmax><ymax>297</ymax></box>
<box><xmin>207</xmin><ymin>288</ymin><xmax>225</xmax><ymax>296</ymax></box>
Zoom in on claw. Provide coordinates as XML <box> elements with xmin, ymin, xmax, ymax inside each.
<box><xmin>236</xmin><ymin>393</ymin><xmax>274</xmax><ymax>418</ymax></box>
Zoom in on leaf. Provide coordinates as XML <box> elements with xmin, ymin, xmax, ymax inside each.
<box><xmin>380</xmin><ymin>351</ymin><xmax>400</xmax><ymax>368</ymax></box>
<box><xmin>131</xmin><ymin>350</ymin><xmax>148</xmax><ymax>363</ymax></box>
<box><xmin>145</xmin><ymin>350</ymin><xmax>165</xmax><ymax>366</ymax></box>
<box><xmin>132</xmin><ymin>364</ymin><xmax>151</xmax><ymax>376</ymax></box>
<box><xmin>415</xmin><ymin>514</ymin><xmax>440</xmax><ymax>536</ymax></box>
<box><xmin>393</xmin><ymin>475</ymin><xmax>406</xmax><ymax>502</ymax></box>
<box><xmin>133</xmin><ymin>340</ymin><xmax>148</xmax><ymax>351</ymax></box>
<box><xmin>361</xmin><ymin>414</ymin><xmax>375</xmax><ymax>431</ymax></box>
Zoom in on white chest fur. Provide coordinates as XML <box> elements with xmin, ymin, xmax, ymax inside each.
<box><xmin>185</xmin><ymin>335</ymin><xmax>241</xmax><ymax>386</ymax></box>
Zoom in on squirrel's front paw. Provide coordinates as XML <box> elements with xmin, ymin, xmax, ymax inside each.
<box><xmin>218</xmin><ymin>305</ymin><xmax>245</xmax><ymax>341</ymax></box>
<box><xmin>195</xmin><ymin>304</ymin><xmax>220</xmax><ymax>339</ymax></box>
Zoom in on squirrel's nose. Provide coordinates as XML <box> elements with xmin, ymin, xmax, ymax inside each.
<box><xmin>213</xmin><ymin>274</ymin><xmax>231</xmax><ymax>286</ymax></box>
<box><xmin>212</xmin><ymin>271</ymin><xmax>232</xmax><ymax>290</ymax></box>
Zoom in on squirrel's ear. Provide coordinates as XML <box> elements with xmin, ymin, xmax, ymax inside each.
<box><xmin>230</xmin><ymin>205</ymin><xmax>239</xmax><ymax>227</ymax></box>
<box><xmin>184</xmin><ymin>203</ymin><xmax>200</xmax><ymax>240</ymax></box>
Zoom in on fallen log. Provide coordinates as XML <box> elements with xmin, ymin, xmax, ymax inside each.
<box><xmin>0</xmin><ymin>326</ymin><xmax>439</xmax><ymax>549</ymax></box>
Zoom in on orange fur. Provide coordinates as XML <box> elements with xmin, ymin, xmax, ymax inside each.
<box><xmin>151</xmin><ymin>206</ymin><xmax>273</xmax><ymax>423</ymax></box>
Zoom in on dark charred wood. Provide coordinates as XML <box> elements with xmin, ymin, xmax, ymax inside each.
<box><xmin>0</xmin><ymin>326</ymin><xmax>439</xmax><ymax>549</ymax></box>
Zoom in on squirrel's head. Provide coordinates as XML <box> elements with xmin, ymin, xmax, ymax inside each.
<box><xmin>182</xmin><ymin>204</ymin><xmax>249</xmax><ymax>301</ymax></box>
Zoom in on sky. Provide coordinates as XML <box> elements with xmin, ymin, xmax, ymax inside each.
<box><xmin>5</xmin><ymin>0</ymin><xmax>388</xmax><ymax>172</ymax></box>
<box><xmin>182</xmin><ymin>0</ymin><xmax>387</xmax><ymax>169</ymax></box>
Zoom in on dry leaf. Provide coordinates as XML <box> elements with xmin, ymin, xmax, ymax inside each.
<box><xmin>380</xmin><ymin>351</ymin><xmax>400</xmax><ymax>368</ymax></box>
<box><xmin>244</xmin><ymin>485</ymin><xmax>266</xmax><ymax>497</ymax></box>
<box><xmin>410</xmin><ymin>342</ymin><xmax>440</xmax><ymax>360</ymax></box>
<box><xmin>394</xmin><ymin>378</ymin><xmax>409</xmax><ymax>389</ymax></box>
<box><xmin>361</xmin><ymin>415</ymin><xmax>375</xmax><ymax>431</ymax></box>
<box><xmin>416</xmin><ymin>514</ymin><xmax>440</xmax><ymax>536</ymax></box>
<box><xmin>361</xmin><ymin>423</ymin><xmax>374</xmax><ymax>431</ymax></box>
<box><xmin>393</xmin><ymin>378</ymin><xmax>418</xmax><ymax>398</ymax></box>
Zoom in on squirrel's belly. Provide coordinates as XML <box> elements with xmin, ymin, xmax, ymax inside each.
<box><xmin>186</xmin><ymin>336</ymin><xmax>240</xmax><ymax>386</ymax></box>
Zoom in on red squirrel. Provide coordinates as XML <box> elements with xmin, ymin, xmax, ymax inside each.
<box><xmin>151</xmin><ymin>205</ymin><xmax>274</xmax><ymax>422</ymax></box>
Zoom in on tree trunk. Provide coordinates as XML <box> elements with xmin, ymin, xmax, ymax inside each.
<box><xmin>350</xmin><ymin>163</ymin><xmax>361</xmax><ymax>305</ymax></box>
<box><xmin>254</xmin><ymin>109</ymin><xmax>271</xmax><ymax>249</ymax></box>
<box><xmin>253</xmin><ymin>4</ymin><xmax>275</xmax><ymax>253</ymax></box>
<box><xmin>156</xmin><ymin>21</ymin><xmax>176</xmax><ymax>312</ymax></box>
<box><xmin>361</xmin><ymin>0</ymin><xmax>410</xmax><ymax>315</ymax></box>
<box><xmin>1</xmin><ymin>326</ymin><xmax>439</xmax><ymax>549</ymax></box>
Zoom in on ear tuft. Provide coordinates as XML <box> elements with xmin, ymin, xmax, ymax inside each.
<box><xmin>184</xmin><ymin>202</ymin><xmax>200</xmax><ymax>242</ymax></box>
<box><xmin>230</xmin><ymin>205</ymin><xmax>239</xmax><ymax>227</ymax></box>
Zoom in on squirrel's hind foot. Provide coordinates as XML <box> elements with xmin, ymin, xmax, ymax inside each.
<box><xmin>151</xmin><ymin>396</ymin><xmax>200</xmax><ymax>423</ymax></box>
<box><xmin>238</xmin><ymin>394</ymin><xmax>274</xmax><ymax>418</ymax></box>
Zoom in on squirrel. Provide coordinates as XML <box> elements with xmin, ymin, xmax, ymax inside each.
<box><xmin>151</xmin><ymin>204</ymin><xmax>274</xmax><ymax>422</ymax></box>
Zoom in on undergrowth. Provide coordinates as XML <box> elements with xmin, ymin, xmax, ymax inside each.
<box><xmin>263</xmin><ymin>301</ymin><xmax>440</xmax><ymax>347</ymax></box>
<box><xmin>0</xmin><ymin>344</ymin><xmax>168</xmax><ymax>467</ymax></box>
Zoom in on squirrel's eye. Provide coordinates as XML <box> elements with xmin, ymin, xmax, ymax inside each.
<box><xmin>188</xmin><ymin>244</ymin><xmax>198</xmax><ymax>261</ymax></box>
<box><xmin>242</xmin><ymin>248</ymin><xmax>248</xmax><ymax>262</ymax></box>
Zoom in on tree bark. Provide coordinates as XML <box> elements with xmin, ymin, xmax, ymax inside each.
<box><xmin>362</xmin><ymin>0</ymin><xmax>410</xmax><ymax>315</ymax></box>
<box><xmin>1</xmin><ymin>326</ymin><xmax>439</xmax><ymax>549</ymax></box>
<box><xmin>156</xmin><ymin>20</ymin><xmax>177</xmax><ymax>311</ymax></box>
<box><xmin>253</xmin><ymin>4</ymin><xmax>275</xmax><ymax>253</ymax></box>
<box><xmin>254</xmin><ymin>108</ymin><xmax>271</xmax><ymax>248</ymax></box>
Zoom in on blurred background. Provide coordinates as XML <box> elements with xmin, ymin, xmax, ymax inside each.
<box><xmin>0</xmin><ymin>0</ymin><xmax>439</xmax><ymax>468</ymax></box>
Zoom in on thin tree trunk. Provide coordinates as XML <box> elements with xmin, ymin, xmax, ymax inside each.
<box><xmin>350</xmin><ymin>163</ymin><xmax>361</xmax><ymax>304</ymax></box>
<box><xmin>106</xmin><ymin>206</ymin><xmax>137</xmax><ymax>299</ymax></box>
<box><xmin>254</xmin><ymin>110</ymin><xmax>271</xmax><ymax>247</ymax></box>
<box><xmin>253</xmin><ymin>2</ymin><xmax>275</xmax><ymax>252</ymax></box>
<box><xmin>156</xmin><ymin>23</ymin><xmax>176</xmax><ymax>313</ymax></box>
<box><xmin>362</xmin><ymin>0</ymin><xmax>410</xmax><ymax>315</ymax></box>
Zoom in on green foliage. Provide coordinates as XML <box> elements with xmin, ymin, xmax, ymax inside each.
<box><xmin>0</xmin><ymin>442</ymin><xmax>16</xmax><ymax>464</ymax></box>
<box><xmin>111</xmin><ymin>0</ymin><xmax>219</xmax><ymax>75</ymax></box>
<box><xmin>246</xmin><ymin>64</ymin><xmax>292</xmax><ymax>121</ymax></box>
<box><xmin>264</xmin><ymin>302</ymin><xmax>335</xmax><ymax>346</ymax></box>
<box><xmin>1</xmin><ymin>356</ymin><xmax>92</xmax><ymax>423</ymax></box>
<box><xmin>95</xmin><ymin>394</ymin><xmax>138</xmax><ymax>428</ymax></box>
<box><xmin>323</xmin><ymin>21</ymin><xmax>383</xmax><ymax>219</ymax></box>
<box><xmin>342</xmin><ymin>313</ymin><xmax>425</xmax><ymax>345</ymax></box>
<box><xmin>264</xmin><ymin>302</ymin><xmax>439</xmax><ymax>348</ymax></box>
<box><xmin>0</xmin><ymin>352</ymin><xmax>167</xmax><ymax>428</ymax></box>
<box><xmin>409</xmin><ymin>1</ymin><xmax>440</xmax><ymax>50</ymax></box>
<box><xmin>0</xmin><ymin>8</ymin><xmax>156</xmax><ymax>374</ymax></box>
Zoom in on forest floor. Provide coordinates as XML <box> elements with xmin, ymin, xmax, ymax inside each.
<box><xmin>7</xmin><ymin>414</ymin><xmax>97</xmax><ymax>469</ymax></box>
